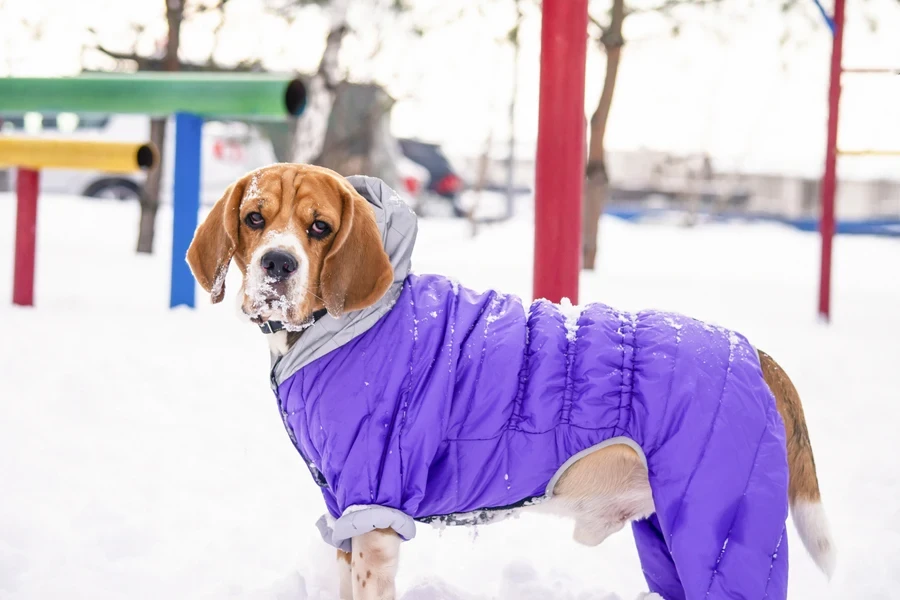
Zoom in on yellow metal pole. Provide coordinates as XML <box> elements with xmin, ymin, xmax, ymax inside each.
<box><xmin>837</xmin><ymin>149</ymin><xmax>900</xmax><ymax>157</ymax></box>
<box><xmin>0</xmin><ymin>137</ymin><xmax>157</xmax><ymax>173</ymax></box>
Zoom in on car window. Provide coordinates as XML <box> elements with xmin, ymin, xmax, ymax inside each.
<box><xmin>399</xmin><ymin>139</ymin><xmax>453</xmax><ymax>172</ymax></box>
<box><xmin>0</xmin><ymin>112</ymin><xmax>111</xmax><ymax>134</ymax></box>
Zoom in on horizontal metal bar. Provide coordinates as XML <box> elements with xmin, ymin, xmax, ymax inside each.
<box><xmin>0</xmin><ymin>137</ymin><xmax>157</xmax><ymax>172</ymax></box>
<box><xmin>0</xmin><ymin>74</ymin><xmax>307</xmax><ymax>119</ymax></box>
<box><xmin>842</xmin><ymin>67</ymin><xmax>900</xmax><ymax>74</ymax></box>
<box><xmin>837</xmin><ymin>148</ymin><xmax>900</xmax><ymax>157</ymax></box>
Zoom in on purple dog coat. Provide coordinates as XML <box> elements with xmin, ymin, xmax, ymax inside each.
<box><xmin>269</xmin><ymin>176</ymin><xmax>790</xmax><ymax>600</ymax></box>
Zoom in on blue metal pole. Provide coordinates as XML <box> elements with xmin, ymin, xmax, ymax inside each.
<box><xmin>170</xmin><ymin>112</ymin><xmax>203</xmax><ymax>309</ymax></box>
<box><xmin>811</xmin><ymin>0</ymin><xmax>836</xmax><ymax>34</ymax></box>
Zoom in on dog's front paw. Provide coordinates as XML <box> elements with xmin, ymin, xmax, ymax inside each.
<box><xmin>634</xmin><ymin>594</ymin><xmax>664</xmax><ymax>600</ymax></box>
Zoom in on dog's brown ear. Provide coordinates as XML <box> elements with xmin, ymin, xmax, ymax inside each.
<box><xmin>319</xmin><ymin>181</ymin><xmax>393</xmax><ymax>317</ymax></box>
<box><xmin>186</xmin><ymin>178</ymin><xmax>246</xmax><ymax>304</ymax></box>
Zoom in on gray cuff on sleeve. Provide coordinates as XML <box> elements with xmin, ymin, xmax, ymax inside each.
<box><xmin>316</xmin><ymin>505</ymin><xmax>417</xmax><ymax>552</ymax></box>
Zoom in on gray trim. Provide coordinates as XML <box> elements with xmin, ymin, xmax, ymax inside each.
<box><xmin>545</xmin><ymin>436</ymin><xmax>647</xmax><ymax>498</ymax></box>
<box><xmin>272</xmin><ymin>176</ymin><xmax>418</xmax><ymax>385</ymax></box>
<box><xmin>316</xmin><ymin>505</ymin><xmax>417</xmax><ymax>552</ymax></box>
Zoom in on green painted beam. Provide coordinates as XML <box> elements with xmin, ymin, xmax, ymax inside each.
<box><xmin>0</xmin><ymin>73</ymin><xmax>307</xmax><ymax>120</ymax></box>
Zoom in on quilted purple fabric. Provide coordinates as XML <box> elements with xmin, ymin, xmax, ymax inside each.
<box><xmin>274</xmin><ymin>274</ymin><xmax>789</xmax><ymax>599</ymax></box>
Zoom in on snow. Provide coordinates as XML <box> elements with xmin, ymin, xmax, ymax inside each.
<box><xmin>210</xmin><ymin>263</ymin><xmax>228</xmax><ymax>300</ymax></box>
<box><xmin>557</xmin><ymin>298</ymin><xmax>582</xmax><ymax>342</ymax></box>
<box><xmin>240</xmin><ymin>171</ymin><xmax>263</xmax><ymax>209</ymax></box>
<box><xmin>2</xmin><ymin>192</ymin><xmax>900</xmax><ymax>599</ymax></box>
<box><xmin>242</xmin><ymin>229</ymin><xmax>313</xmax><ymax>331</ymax></box>
<box><xmin>484</xmin><ymin>293</ymin><xmax>505</xmax><ymax>326</ymax></box>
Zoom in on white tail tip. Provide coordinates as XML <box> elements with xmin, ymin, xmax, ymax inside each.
<box><xmin>791</xmin><ymin>500</ymin><xmax>836</xmax><ymax>579</ymax></box>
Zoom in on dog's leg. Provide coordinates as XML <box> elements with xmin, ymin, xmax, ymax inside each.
<box><xmin>337</xmin><ymin>549</ymin><xmax>353</xmax><ymax>600</ymax></box>
<box><xmin>350</xmin><ymin>528</ymin><xmax>401</xmax><ymax>600</ymax></box>
<box><xmin>550</xmin><ymin>444</ymin><xmax>654</xmax><ymax>547</ymax></box>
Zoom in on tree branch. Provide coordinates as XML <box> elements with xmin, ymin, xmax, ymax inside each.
<box><xmin>95</xmin><ymin>45</ymin><xmax>156</xmax><ymax>70</ymax></box>
<box><xmin>93</xmin><ymin>45</ymin><xmax>263</xmax><ymax>72</ymax></box>
<box><xmin>184</xmin><ymin>0</ymin><xmax>230</xmax><ymax>19</ymax></box>
<box><xmin>207</xmin><ymin>0</ymin><xmax>231</xmax><ymax>63</ymax></box>
<box><xmin>627</xmin><ymin>0</ymin><xmax>723</xmax><ymax>15</ymax></box>
<box><xmin>588</xmin><ymin>13</ymin><xmax>609</xmax><ymax>38</ymax></box>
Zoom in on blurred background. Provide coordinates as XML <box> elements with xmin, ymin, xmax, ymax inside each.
<box><xmin>1</xmin><ymin>1</ymin><xmax>899</xmax><ymax>599</ymax></box>
<box><xmin>2</xmin><ymin>0</ymin><xmax>899</xmax><ymax>239</ymax></box>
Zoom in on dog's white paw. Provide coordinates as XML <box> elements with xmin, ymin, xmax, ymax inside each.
<box><xmin>634</xmin><ymin>593</ymin><xmax>664</xmax><ymax>600</ymax></box>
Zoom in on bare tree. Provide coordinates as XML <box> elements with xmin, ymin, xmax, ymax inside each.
<box><xmin>91</xmin><ymin>1</ymin><xmax>228</xmax><ymax>253</ymax></box>
<box><xmin>135</xmin><ymin>0</ymin><xmax>186</xmax><ymax>254</ymax></box>
<box><xmin>504</xmin><ymin>0</ymin><xmax>524</xmax><ymax>219</ymax></box>
<box><xmin>85</xmin><ymin>0</ymin><xmax>459</xmax><ymax>251</ymax></box>
<box><xmin>582</xmin><ymin>0</ymin><xmax>624</xmax><ymax>270</ymax></box>
<box><xmin>91</xmin><ymin>0</ymin><xmax>267</xmax><ymax>254</ymax></box>
<box><xmin>582</xmin><ymin>0</ymin><xmax>738</xmax><ymax>270</ymax></box>
<box><xmin>288</xmin><ymin>0</ymin><xmax>352</xmax><ymax>162</ymax></box>
<box><xmin>286</xmin><ymin>0</ymin><xmax>424</xmax><ymax>165</ymax></box>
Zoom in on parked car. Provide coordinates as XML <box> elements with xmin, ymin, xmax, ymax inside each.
<box><xmin>394</xmin><ymin>153</ymin><xmax>431</xmax><ymax>211</ymax></box>
<box><xmin>398</xmin><ymin>138</ymin><xmax>466</xmax><ymax>217</ymax></box>
<box><xmin>0</xmin><ymin>112</ymin><xmax>277</xmax><ymax>205</ymax></box>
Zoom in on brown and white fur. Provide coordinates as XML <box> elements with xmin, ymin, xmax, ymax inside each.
<box><xmin>187</xmin><ymin>164</ymin><xmax>835</xmax><ymax>600</ymax></box>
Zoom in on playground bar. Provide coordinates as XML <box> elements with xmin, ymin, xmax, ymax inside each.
<box><xmin>170</xmin><ymin>113</ymin><xmax>203</xmax><ymax>309</ymax></box>
<box><xmin>13</xmin><ymin>169</ymin><xmax>39</xmax><ymax>307</ymax></box>
<box><xmin>1</xmin><ymin>72</ymin><xmax>308</xmax><ymax>311</ymax></box>
<box><xmin>0</xmin><ymin>73</ymin><xmax>307</xmax><ymax>119</ymax></box>
<box><xmin>837</xmin><ymin>149</ymin><xmax>900</xmax><ymax>157</ymax></box>
<box><xmin>818</xmin><ymin>0</ymin><xmax>846</xmax><ymax>322</ymax></box>
<box><xmin>0</xmin><ymin>138</ymin><xmax>157</xmax><ymax>173</ymax></box>
<box><xmin>532</xmin><ymin>0</ymin><xmax>588</xmax><ymax>304</ymax></box>
<box><xmin>5</xmin><ymin>139</ymin><xmax>157</xmax><ymax>307</ymax></box>
<box><xmin>841</xmin><ymin>67</ymin><xmax>900</xmax><ymax>74</ymax></box>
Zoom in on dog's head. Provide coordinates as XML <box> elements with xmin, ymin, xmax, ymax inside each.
<box><xmin>186</xmin><ymin>164</ymin><xmax>393</xmax><ymax>329</ymax></box>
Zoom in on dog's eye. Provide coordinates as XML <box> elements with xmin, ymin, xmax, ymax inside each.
<box><xmin>308</xmin><ymin>220</ymin><xmax>332</xmax><ymax>239</ymax></box>
<box><xmin>244</xmin><ymin>212</ymin><xmax>265</xmax><ymax>230</ymax></box>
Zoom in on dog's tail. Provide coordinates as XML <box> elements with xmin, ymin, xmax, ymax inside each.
<box><xmin>758</xmin><ymin>349</ymin><xmax>836</xmax><ymax>579</ymax></box>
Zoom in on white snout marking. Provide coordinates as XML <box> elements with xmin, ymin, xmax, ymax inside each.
<box><xmin>244</xmin><ymin>228</ymin><xmax>310</xmax><ymax>326</ymax></box>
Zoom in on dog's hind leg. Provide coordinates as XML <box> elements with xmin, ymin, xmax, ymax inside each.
<box><xmin>350</xmin><ymin>528</ymin><xmax>401</xmax><ymax>600</ymax></box>
<box><xmin>550</xmin><ymin>443</ymin><xmax>655</xmax><ymax>547</ymax></box>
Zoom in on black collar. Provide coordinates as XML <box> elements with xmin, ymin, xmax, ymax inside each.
<box><xmin>258</xmin><ymin>308</ymin><xmax>328</xmax><ymax>335</ymax></box>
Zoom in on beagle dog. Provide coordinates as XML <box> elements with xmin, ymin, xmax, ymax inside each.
<box><xmin>186</xmin><ymin>164</ymin><xmax>834</xmax><ymax>600</ymax></box>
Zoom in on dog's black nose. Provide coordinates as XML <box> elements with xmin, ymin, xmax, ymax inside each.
<box><xmin>261</xmin><ymin>250</ymin><xmax>298</xmax><ymax>281</ymax></box>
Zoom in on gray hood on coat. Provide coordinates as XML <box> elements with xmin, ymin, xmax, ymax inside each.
<box><xmin>271</xmin><ymin>175</ymin><xmax>418</xmax><ymax>386</ymax></box>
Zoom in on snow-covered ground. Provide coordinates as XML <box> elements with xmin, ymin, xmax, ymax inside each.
<box><xmin>1</xmin><ymin>192</ymin><xmax>898</xmax><ymax>599</ymax></box>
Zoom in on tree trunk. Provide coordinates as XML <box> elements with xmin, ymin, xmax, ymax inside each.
<box><xmin>469</xmin><ymin>133</ymin><xmax>493</xmax><ymax>238</ymax></box>
<box><xmin>136</xmin><ymin>0</ymin><xmax>183</xmax><ymax>254</ymax></box>
<box><xmin>291</xmin><ymin>0</ymin><xmax>351</xmax><ymax>163</ymax></box>
<box><xmin>314</xmin><ymin>82</ymin><xmax>380</xmax><ymax>175</ymax></box>
<box><xmin>137</xmin><ymin>118</ymin><xmax>167</xmax><ymax>253</ymax></box>
<box><xmin>582</xmin><ymin>0</ymin><xmax>625</xmax><ymax>271</ymax></box>
<box><xmin>505</xmin><ymin>0</ymin><xmax>523</xmax><ymax>220</ymax></box>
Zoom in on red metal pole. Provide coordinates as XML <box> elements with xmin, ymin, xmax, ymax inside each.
<box><xmin>13</xmin><ymin>168</ymin><xmax>40</xmax><ymax>307</ymax></box>
<box><xmin>818</xmin><ymin>0</ymin><xmax>845</xmax><ymax>322</ymax></box>
<box><xmin>533</xmin><ymin>0</ymin><xmax>588</xmax><ymax>304</ymax></box>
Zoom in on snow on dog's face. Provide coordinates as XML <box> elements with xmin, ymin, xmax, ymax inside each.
<box><xmin>186</xmin><ymin>164</ymin><xmax>393</xmax><ymax>330</ymax></box>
